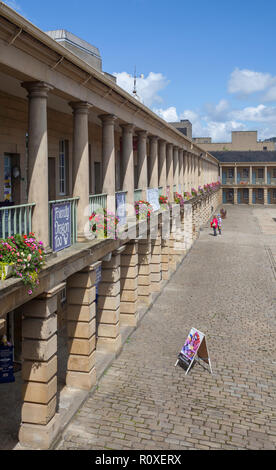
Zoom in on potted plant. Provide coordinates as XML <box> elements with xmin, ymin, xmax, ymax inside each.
<box><xmin>174</xmin><ymin>192</ymin><xmax>184</xmax><ymax>206</ymax></box>
<box><xmin>134</xmin><ymin>200</ymin><xmax>153</xmax><ymax>220</ymax></box>
<box><xmin>0</xmin><ymin>239</ymin><xmax>16</xmax><ymax>280</ymax></box>
<box><xmin>191</xmin><ymin>187</ymin><xmax>198</xmax><ymax>197</ymax></box>
<box><xmin>89</xmin><ymin>208</ymin><xmax>119</xmax><ymax>239</ymax></box>
<box><xmin>0</xmin><ymin>233</ymin><xmax>45</xmax><ymax>295</ymax></box>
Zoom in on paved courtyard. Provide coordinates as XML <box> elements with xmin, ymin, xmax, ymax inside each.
<box><xmin>55</xmin><ymin>205</ymin><xmax>276</xmax><ymax>450</ymax></box>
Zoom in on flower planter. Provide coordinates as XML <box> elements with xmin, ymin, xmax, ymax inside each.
<box><xmin>0</xmin><ymin>263</ymin><xmax>14</xmax><ymax>281</ymax></box>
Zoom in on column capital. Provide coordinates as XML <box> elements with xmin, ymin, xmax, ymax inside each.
<box><xmin>98</xmin><ymin>113</ymin><xmax>117</xmax><ymax>124</ymax></box>
<box><xmin>167</xmin><ymin>142</ymin><xmax>173</xmax><ymax>149</ymax></box>
<box><xmin>22</xmin><ymin>81</ymin><xmax>53</xmax><ymax>98</ymax></box>
<box><xmin>120</xmin><ymin>123</ymin><xmax>135</xmax><ymax>133</ymax></box>
<box><xmin>173</xmin><ymin>145</ymin><xmax>179</xmax><ymax>151</ymax></box>
<box><xmin>69</xmin><ymin>101</ymin><xmax>91</xmax><ymax>114</ymax></box>
<box><xmin>149</xmin><ymin>135</ymin><xmax>159</xmax><ymax>142</ymax></box>
<box><xmin>136</xmin><ymin>129</ymin><xmax>148</xmax><ymax>138</ymax></box>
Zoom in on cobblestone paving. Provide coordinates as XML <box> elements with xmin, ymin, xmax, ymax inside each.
<box><xmin>56</xmin><ymin>205</ymin><xmax>276</xmax><ymax>450</ymax></box>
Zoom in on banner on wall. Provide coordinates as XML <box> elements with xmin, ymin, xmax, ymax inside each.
<box><xmin>146</xmin><ymin>187</ymin><xmax>160</xmax><ymax>212</ymax></box>
<box><xmin>52</xmin><ymin>202</ymin><xmax>71</xmax><ymax>252</ymax></box>
<box><xmin>175</xmin><ymin>327</ymin><xmax>212</xmax><ymax>375</ymax></box>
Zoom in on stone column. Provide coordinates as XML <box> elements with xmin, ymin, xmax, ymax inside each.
<box><xmin>249</xmin><ymin>188</ymin><xmax>253</xmax><ymax>205</ymax></box>
<box><xmin>179</xmin><ymin>149</ymin><xmax>184</xmax><ymax>193</ymax></box>
<box><xmin>66</xmin><ymin>264</ymin><xmax>99</xmax><ymax>390</ymax></box>
<box><xmin>264</xmin><ymin>166</ymin><xmax>268</xmax><ymax>185</ymax></box>
<box><xmin>121</xmin><ymin>124</ymin><xmax>135</xmax><ymax>207</ymax></box>
<box><xmin>184</xmin><ymin>204</ymin><xmax>193</xmax><ymax>251</ymax></box>
<box><xmin>158</xmin><ymin>139</ymin><xmax>167</xmax><ymax>194</ymax></box>
<box><xmin>97</xmin><ymin>249</ymin><xmax>123</xmax><ymax>352</ymax></box>
<box><xmin>137</xmin><ymin>130</ymin><xmax>148</xmax><ymax>200</ymax></box>
<box><xmin>22</xmin><ymin>81</ymin><xmax>53</xmax><ymax>248</ymax></box>
<box><xmin>264</xmin><ymin>187</ymin><xmax>268</xmax><ymax>204</ymax></box>
<box><xmin>148</xmin><ymin>136</ymin><xmax>159</xmax><ymax>189</ymax></box>
<box><xmin>173</xmin><ymin>146</ymin><xmax>179</xmax><ymax>192</ymax></box>
<box><xmin>70</xmin><ymin>101</ymin><xmax>91</xmax><ymax>241</ymax></box>
<box><xmin>187</xmin><ymin>153</ymin><xmax>191</xmax><ymax>191</ymax></box>
<box><xmin>19</xmin><ymin>283</ymin><xmax>64</xmax><ymax>449</ymax></box>
<box><xmin>183</xmin><ymin>151</ymin><xmax>188</xmax><ymax>192</ymax></box>
<box><xmin>137</xmin><ymin>237</ymin><xmax>152</xmax><ymax>305</ymax></box>
<box><xmin>99</xmin><ymin>114</ymin><xmax>117</xmax><ymax>213</ymax></box>
<box><xmin>166</xmin><ymin>143</ymin><xmax>173</xmax><ymax>202</ymax></box>
<box><xmin>191</xmin><ymin>155</ymin><xmax>195</xmax><ymax>191</ymax></box>
<box><xmin>150</xmin><ymin>227</ymin><xmax>162</xmax><ymax>292</ymax></box>
<box><xmin>120</xmin><ymin>241</ymin><xmax>139</xmax><ymax>326</ymax></box>
<box><xmin>234</xmin><ymin>188</ymin><xmax>238</xmax><ymax>204</ymax></box>
<box><xmin>249</xmin><ymin>166</ymin><xmax>252</xmax><ymax>184</ymax></box>
<box><xmin>234</xmin><ymin>166</ymin><xmax>237</xmax><ymax>185</ymax></box>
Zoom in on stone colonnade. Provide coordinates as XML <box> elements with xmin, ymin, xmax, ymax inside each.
<box><xmin>21</xmin><ymin>80</ymin><xmax>219</xmax><ymax>247</ymax></box>
<box><xmin>18</xmin><ymin>189</ymin><xmax>221</xmax><ymax>449</ymax></box>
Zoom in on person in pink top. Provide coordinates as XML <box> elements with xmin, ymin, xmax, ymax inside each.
<box><xmin>210</xmin><ymin>216</ymin><xmax>218</xmax><ymax>236</ymax></box>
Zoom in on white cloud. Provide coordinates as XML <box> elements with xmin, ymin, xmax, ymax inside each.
<box><xmin>228</xmin><ymin>68</ymin><xmax>275</xmax><ymax>96</ymax></box>
<box><xmin>153</xmin><ymin>106</ymin><xmax>179</xmax><ymax>122</ymax></box>
<box><xmin>113</xmin><ymin>71</ymin><xmax>169</xmax><ymax>107</ymax></box>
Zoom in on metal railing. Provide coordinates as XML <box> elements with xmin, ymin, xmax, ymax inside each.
<box><xmin>134</xmin><ymin>189</ymin><xmax>143</xmax><ymax>202</ymax></box>
<box><xmin>49</xmin><ymin>197</ymin><xmax>79</xmax><ymax>250</ymax></box>
<box><xmin>0</xmin><ymin>203</ymin><xmax>35</xmax><ymax>238</ymax></box>
<box><xmin>89</xmin><ymin>193</ymin><xmax>107</xmax><ymax>213</ymax></box>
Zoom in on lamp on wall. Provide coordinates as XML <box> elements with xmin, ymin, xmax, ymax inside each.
<box><xmin>12</xmin><ymin>165</ymin><xmax>21</xmax><ymax>179</ymax></box>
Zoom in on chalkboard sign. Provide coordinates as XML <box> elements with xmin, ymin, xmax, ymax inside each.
<box><xmin>146</xmin><ymin>188</ymin><xmax>160</xmax><ymax>212</ymax></box>
<box><xmin>52</xmin><ymin>202</ymin><xmax>71</xmax><ymax>252</ymax></box>
<box><xmin>0</xmin><ymin>345</ymin><xmax>15</xmax><ymax>383</ymax></box>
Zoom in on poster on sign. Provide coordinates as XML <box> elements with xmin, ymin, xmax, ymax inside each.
<box><xmin>175</xmin><ymin>327</ymin><xmax>212</xmax><ymax>375</ymax></box>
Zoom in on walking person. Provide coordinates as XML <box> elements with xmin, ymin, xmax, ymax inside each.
<box><xmin>210</xmin><ymin>215</ymin><xmax>218</xmax><ymax>236</ymax></box>
<box><xmin>217</xmin><ymin>214</ymin><xmax>222</xmax><ymax>235</ymax></box>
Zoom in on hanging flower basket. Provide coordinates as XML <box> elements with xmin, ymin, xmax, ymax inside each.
<box><xmin>0</xmin><ymin>262</ymin><xmax>14</xmax><ymax>281</ymax></box>
<box><xmin>0</xmin><ymin>233</ymin><xmax>45</xmax><ymax>295</ymax></box>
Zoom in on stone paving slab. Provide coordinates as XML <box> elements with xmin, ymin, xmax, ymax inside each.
<box><xmin>54</xmin><ymin>205</ymin><xmax>275</xmax><ymax>450</ymax></box>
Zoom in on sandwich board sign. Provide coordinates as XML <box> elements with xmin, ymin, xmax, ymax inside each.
<box><xmin>175</xmin><ymin>327</ymin><xmax>212</xmax><ymax>375</ymax></box>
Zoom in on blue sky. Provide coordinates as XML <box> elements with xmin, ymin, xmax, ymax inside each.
<box><xmin>4</xmin><ymin>0</ymin><xmax>276</xmax><ymax>141</ymax></box>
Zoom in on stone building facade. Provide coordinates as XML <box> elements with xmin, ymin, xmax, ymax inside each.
<box><xmin>0</xmin><ymin>3</ymin><xmax>221</xmax><ymax>449</ymax></box>
<box><xmin>215</xmin><ymin>152</ymin><xmax>276</xmax><ymax>205</ymax></box>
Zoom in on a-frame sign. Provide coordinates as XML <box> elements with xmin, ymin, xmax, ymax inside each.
<box><xmin>175</xmin><ymin>327</ymin><xmax>212</xmax><ymax>375</ymax></box>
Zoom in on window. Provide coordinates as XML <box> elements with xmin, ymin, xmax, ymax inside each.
<box><xmin>273</xmin><ymin>169</ymin><xmax>276</xmax><ymax>178</ymax></box>
<box><xmin>242</xmin><ymin>168</ymin><xmax>249</xmax><ymax>178</ymax></box>
<box><xmin>228</xmin><ymin>168</ymin><xmax>233</xmax><ymax>178</ymax></box>
<box><xmin>59</xmin><ymin>140</ymin><xmax>67</xmax><ymax>195</ymax></box>
<box><xmin>243</xmin><ymin>189</ymin><xmax>249</xmax><ymax>199</ymax></box>
<box><xmin>257</xmin><ymin>189</ymin><xmax>263</xmax><ymax>200</ymax></box>
<box><xmin>227</xmin><ymin>190</ymin><xmax>233</xmax><ymax>201</ymax></box>
<box><xmin>273</xmin><ymin>190</ymin><xmax>276</xmax><ymax>199</ymax></box>
<box><xmin>257</xmin><ymin>168</ymin><xmax>264</xmax><ymax>179</ymax></box>
<box><xmin>263</xmin><ymin>146</ymin><xmax>267</xmax><ymax>151</ymax></box>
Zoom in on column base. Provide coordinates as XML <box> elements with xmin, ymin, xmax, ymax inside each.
<box><xmin>96</xmin><ymin>334</ymin><xmax>122</xmax><ymax>353</ymax></box>
<box><xmin>19</xmin><ymin>415</ymin><xmax>60</xmax><ymax>450</ymax></box>
<box><xmin>120</xmin><ymin>312</ymin><xmax>139</xmax><ymax>327</ymax></box>
<box><xmin>66</xmin><ymin>367</ymin><xmax>96</xmax><ymax>390</ymax></box>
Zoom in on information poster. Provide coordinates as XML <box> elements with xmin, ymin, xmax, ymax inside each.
<box><xmin>52</xmin><ymin>202</ymin><xmax>71</xmax><ymax>252</ymax></box>
<box><xmin>116</xmin><ymin>192</ymin><xmax>126</xmax><ymax>226</ymax></box>
<box><xmin>146</xmin><ymin>188</ymin><xmax>160</xmax><ymax>212</ymax></box>
<box><xmin>175</xmin><ymin>327</ymin><xmax>212</xmax><ymax>375</ymax></box>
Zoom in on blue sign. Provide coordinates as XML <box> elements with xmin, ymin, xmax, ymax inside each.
<box><xmin>147</xmin><ymin>188</ymin><xmax>160</xmax><ymax>212</ymax></box>
<box><xmin>52</xmin><ymin>202</ymin><xmax>71</xmax><ymax>252</ymax></box>
<box><xmin>0</xmin><ymin>345</ymin><xmax>15</xmax><ymax>383</ymax></box>
<box><xmin>116</xmin><ymin>192</ymin><xmax>126</xmax><ymax>226</ymax></box>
